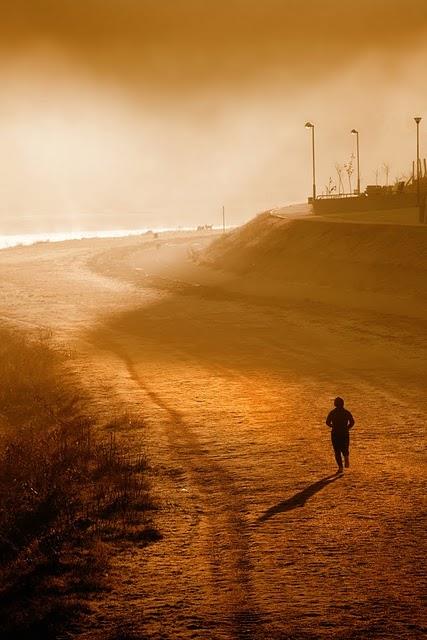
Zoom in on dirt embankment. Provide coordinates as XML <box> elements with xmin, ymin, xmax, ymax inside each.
<box><xmin>204</xmin><ymin>214</ymin><xmax>427</xmax><ymax>318</ymax></box>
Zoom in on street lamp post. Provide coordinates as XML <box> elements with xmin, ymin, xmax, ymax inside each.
<box><xmin>414</xmin><ymin>117</ymin><xmax>422</xmax><ymax>222</ymax></box>
<box><xmin>305</xmin><ymin>122</ymin><xmax>316</xmax><ymax>201</ymax></box>
<box><xmin>351</xmin><ymin>129</ymin><xmax>360</xmax><ymax>195</ymax></box>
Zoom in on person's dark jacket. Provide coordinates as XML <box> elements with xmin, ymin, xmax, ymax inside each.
<box><xmin>326</xmin><ymin>408</ymin><xmax>355</xmax><ymax>434</ymax></box>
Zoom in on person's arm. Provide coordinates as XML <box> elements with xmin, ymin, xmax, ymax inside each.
<box><xmin>326</xmin><ymin>411</ymin><xmax>333</xmax><ymax>428</ymax></box>
<box><xmin>347</xmin><ymin>411</ymin><xmax>355</xmax><ymax>429</ymax></box>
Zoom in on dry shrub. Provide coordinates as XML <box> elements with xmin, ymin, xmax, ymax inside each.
<box><xmin>0</xmin><ymin>326</ymin><xmax>159</xmax><ymax>638</ymax></box>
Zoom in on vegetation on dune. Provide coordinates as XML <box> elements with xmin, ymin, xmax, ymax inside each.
<box><xmin>0</xmin><ymin>327</ymin><xmax>159</xmax><ymax>639</ymax></box>
<box><xmin>202</xmin><ymin>214</ymin><xmax>427</xmax><ymax>318</ymax></box>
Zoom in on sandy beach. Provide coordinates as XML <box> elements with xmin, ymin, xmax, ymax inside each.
<box><xmin>0</xmin><ymin>221</ymin><xmax>426</xmax><ymax>639</ymax></box>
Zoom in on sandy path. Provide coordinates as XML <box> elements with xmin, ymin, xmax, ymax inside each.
<box><xmin>0</xmin><ymin>234</ymin><xmax>425</xmax><ymax>639</ymax></box>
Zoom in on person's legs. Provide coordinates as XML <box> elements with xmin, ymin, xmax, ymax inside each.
<box><xmin>331</xmin><ymin>433</ymin><xmax>343</xmax><ymax>471</ymax></box>
<box><xmin>342</xmin><ymin>433</ymin><xmax>350</xmax><ymax>468</ymax></box>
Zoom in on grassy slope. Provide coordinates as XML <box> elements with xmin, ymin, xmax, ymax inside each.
<box><xmin>0</xmin><ymin>327</ymin><xmax>157</xmax><ymax>639</ymax></box>
<box><xmin>204</xmin><ymin>213</ymin><xmax>427</xmax><ymax>318</ymax></box>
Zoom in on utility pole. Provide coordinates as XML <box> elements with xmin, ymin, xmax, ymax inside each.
<box><xmin>414</xmin><ymin>117</ymin><xmax>422</xmax><ymax>222</ymax></box>
<box><xmin>222</xmin><ymin>205</ymin><xmax>225</xmax><ymax>233</ymax></box>
<box><xmin>351</xmin><ymin>129</ymin><xmax>360</xmax><ymax>195</ymax></box>
<box><xmin>305</xmin><ymin>122</ymin><xmax>316</xmax><ymax>201</ymax></box>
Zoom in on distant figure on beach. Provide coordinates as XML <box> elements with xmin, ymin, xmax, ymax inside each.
<box><xmin>326</xmin><ymin>397</ymin><xmax>355</xmax><ymax>473</ymax></box>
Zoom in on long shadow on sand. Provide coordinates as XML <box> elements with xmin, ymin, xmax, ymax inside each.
<box><xmin>257</xmin><ymin>474</ymin><xmax>341</xmax><ymax>524</ymax></box>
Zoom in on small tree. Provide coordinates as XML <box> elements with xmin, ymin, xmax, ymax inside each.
<box><xmin>325</xmin><ymin>177</ymin><xmax>336</xmax><ymax>196</ymax></box>
<box><xmin>375</xmin><ymin>167</ymin><xmax>380</xmax><ymax>186</ymax></box>
<box><xmin>344</xmin><ymin>154</ymin><xmax>355</xmax><ymax>194</ymax></box>
<box><xmin>382</xmin><ymin>162</ymin><xmax>391</xmax><ymax>187</ymax></box>
<box><xmin>335</xmin><ymin>163</ymin><xmax>344</xmax><ymax>195</ymax></box>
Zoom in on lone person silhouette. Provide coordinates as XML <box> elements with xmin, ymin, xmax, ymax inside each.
<box><xmin>326</xmin><ymin>397</ymin><xmax>355</xmax><ymax>473</ymax></box>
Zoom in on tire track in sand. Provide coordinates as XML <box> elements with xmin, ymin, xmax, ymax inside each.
<box><xmin>110</xmin><ymin>338</ymin><xmax>265</xmax><ymax>639</ymax></box>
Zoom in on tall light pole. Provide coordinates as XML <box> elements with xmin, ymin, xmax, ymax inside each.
<box><xmin>414</xmin><ymin>117</ymin><xmax>422</xmax><ymax>222</ymax></box>
<box><xmin>305</xmin><ymin>122</ymin><xmax>316</xmax><ymax>201</ymax></box>
<box><xmin>351</xmin><ymin>129</ymin><xmax>360</xmax><ymax>195</ymax></box>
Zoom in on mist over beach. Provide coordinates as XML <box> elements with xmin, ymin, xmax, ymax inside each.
<box><xmin>1</xmin><ymin>1</ymin><xmax>427</xmax><ymax>234</ymax></box>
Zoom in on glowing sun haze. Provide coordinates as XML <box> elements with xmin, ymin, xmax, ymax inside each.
<box><xmin>1</xmin><ymin>0</ymin><xmax>427</xmax><ymax>232</ymax></box>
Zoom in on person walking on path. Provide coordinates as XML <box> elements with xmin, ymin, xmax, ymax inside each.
<box><xmin>326</xmin><ymin>397</ymin><xmax>355</xmax><ymax>473</ymax></box>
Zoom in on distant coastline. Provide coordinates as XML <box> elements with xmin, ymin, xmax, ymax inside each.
<box><xmin>0</xmin><ymin>226</ymin><xmax>207</xmax><ymax>251</ymax></box>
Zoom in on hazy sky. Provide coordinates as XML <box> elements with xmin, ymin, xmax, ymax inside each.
<box><xmin>1</xmin><ymin>1</ymin><xmax>427</xmax><ymax>231</ymax></box>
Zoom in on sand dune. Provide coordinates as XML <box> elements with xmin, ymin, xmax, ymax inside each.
<box><xmin>204</xmin><ymin>213</ymin><xmax>427</xmax><ymax>318</ymax></box>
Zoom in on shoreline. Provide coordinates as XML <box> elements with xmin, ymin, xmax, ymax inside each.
<box><xmin>0</xmin><ymin>225</ymin><xmax>222</xmax><ymax>251</ymax></box>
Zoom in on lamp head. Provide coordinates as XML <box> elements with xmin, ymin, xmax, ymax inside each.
<box><xmin>351</xmin><ymin>129</ymin><xmax>358</xmax><ymax>134</ymax></box>
<box><xmin>305</xmin><ymin>122</ymin><xmax>314</xmax><ymax>128</ymax></box>
<box><xmin>414</xmin><ymin>117</ymin><xmax>422</xmax><ymax>124</ymax></box>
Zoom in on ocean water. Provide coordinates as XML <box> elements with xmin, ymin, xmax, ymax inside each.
<box><xmin>0</xmin><ymin>227</ymin><xmax>200</xmax><ymax>251</ymax></box>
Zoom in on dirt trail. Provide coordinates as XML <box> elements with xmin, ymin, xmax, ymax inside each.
<box><xmin>119</xmin><ymin>345</ymin><xmax>261</xmax><ymax>638</ymax></box>
<box><xmin>0</xmin><ymin>232</ymin><xmax>425</xmax><ymax>639</ymax></box>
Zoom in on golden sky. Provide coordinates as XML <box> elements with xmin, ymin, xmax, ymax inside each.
<box><xmin>1</xmin><ymin>1</ymin><xmax>427</xmax><ymax>231</ymax></box>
